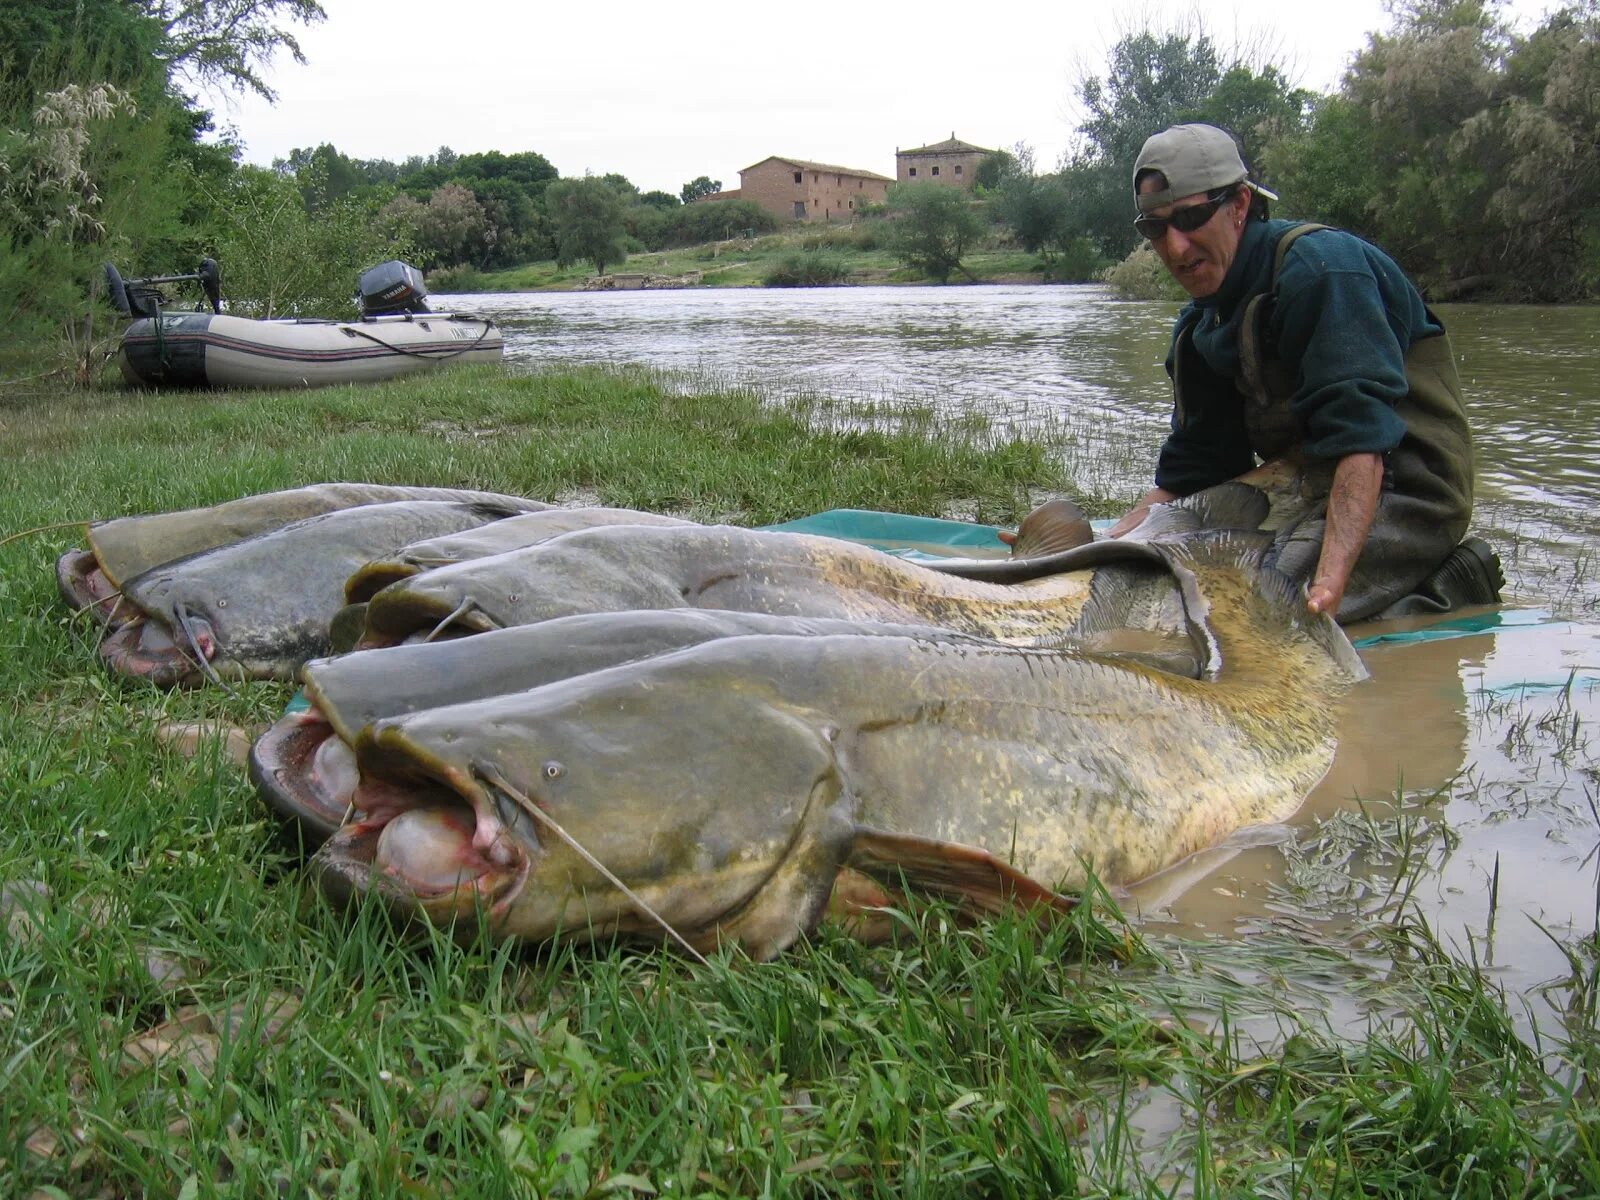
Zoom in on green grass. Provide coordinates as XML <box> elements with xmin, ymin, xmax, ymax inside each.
<box><xmin>471</xmin><ymin>228</ymin><xmax>1052</xmax><ymax>292</ymax></box>
<box><xmin>2</xmin><ymin>364</ymin><xmax>1599</xmax><ymax>1196</ymax></box>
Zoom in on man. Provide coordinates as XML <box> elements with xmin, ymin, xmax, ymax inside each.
<box><xmin>1094</xmin><ymin>122</ymin><xmax>1498</xmax><ymax>622</ymax></box>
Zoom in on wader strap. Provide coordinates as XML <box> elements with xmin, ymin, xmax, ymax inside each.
<box><xmin>1237</xmin><ymin>224</ymin><xmax>1332</xmax><ymax>458</ymax></box>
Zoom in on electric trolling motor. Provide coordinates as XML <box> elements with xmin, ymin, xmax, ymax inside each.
<box><xmin>105</xmin><ymin>259</ymin><xmax>223</xmax><ymax>319</ymax></box>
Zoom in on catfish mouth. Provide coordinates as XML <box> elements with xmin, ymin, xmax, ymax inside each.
<box><xmin>355</xmin><ymin>591</ymin><xmax>500</xmax><ymax>650</ymax></box>
<box><xmin>277</xmin><ymin>713</ymin><xmax>531</xmax><ymax>921</ymax></box>
<box><xmin>56</xmin><ymin>549</ymin><xmax>138</xmax><ymax>628</ymax></box>
<box><xmin>99</xmin><ymin>605</ymin><xmax>217</xmax><ymax>687</ymax></box>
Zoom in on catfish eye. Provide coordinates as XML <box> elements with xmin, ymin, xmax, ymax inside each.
<box><xmin>543</xmin><ymin>761</ymin><xmax>564</xmax><ymax>780</ymax></box>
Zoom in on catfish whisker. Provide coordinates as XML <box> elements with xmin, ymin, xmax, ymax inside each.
<box><xmin>174</xmin><ymin>601</ymin><xmax>239</xmax><ymax>697</ymax></box>
<box><xmin>0</xmin><ymin>519</ymin><xmax>90</xmax><ymax>549</ymax></box>
<box><xmin>477</xmin><ymin>764</ymin><xmax>710</xmax><ymax>966</ymax></box>
<box><xmin>423</xmin><ymin>595</ymin><xmax>478</xmax><ymax>643</ymax></box>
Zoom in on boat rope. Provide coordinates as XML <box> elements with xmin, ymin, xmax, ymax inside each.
<box><xmin>477</xmin><ymin>764</ymin><xmax>711</xmax><ymax>966</ymax></box>
<box><xmin>343</xmin><ymin>318</ymin><xmax>496</xmax><ymax>361</ymax></box>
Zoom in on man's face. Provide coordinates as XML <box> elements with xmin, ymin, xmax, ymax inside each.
<box><xmin>1137</xmin><ymin>180</ymin><xmax>1251</xmax><ymax>299</ymax></box>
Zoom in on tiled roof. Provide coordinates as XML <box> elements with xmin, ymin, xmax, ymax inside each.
<box><xmin>740</xmin><ymin>156</ymin><xmax>894</xmax><ymax>182</ymax></box>
<box><xmin>898</xmin><ymin>137</ymin><xmax>995</xmax><ymax>157</ymax></box>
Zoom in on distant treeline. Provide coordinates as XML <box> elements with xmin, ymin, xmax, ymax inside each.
<box><xmin>3</xmin><ymin>0</ymin><xmax>1597</xmax><ymax>376</ymax></box>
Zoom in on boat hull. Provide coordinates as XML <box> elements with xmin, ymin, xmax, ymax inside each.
<box><xmin>116</xmin><ymin>311</ymin><xmax>503</xmax><ymax>389</ymax></box>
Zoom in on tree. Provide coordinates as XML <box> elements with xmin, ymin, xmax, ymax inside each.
<box><xmin>972</xmin><ymin>149</ymin><xmax>1015</xmax><ymax>191</ymax></box>
<box><xmin>1077</xmin><ymin>29</ymin><xmax>1224</xmax><ymax>166</ymax></box>
<box><xmin>135</xmin><ymin>0</ymin><xmax>327</xmax><ymax>100</ymax></box>
<box><xmin>545</xmin><ymin>176</ymin><xmax>628</xmax><ymax>274</ymax></box>
<box><xmin>637</xmin><ymin>190</ymin><xmax>680</xmax><ymax>210</ymax></box>
<box><xmin>1316</xmin><ymin>0</ymin><xmax>1600</xmax><ymax>298</ymax></box>
<box><xmin>680</xmin><ymin>175</ymin><xmax>722</xmax><ymax>203</ymax></box>
<box><xmin>887</xmin><ymin>183</ymin><xmax>985</xmax><ymax>282</ymax></box>
<box><xmin>199</xmin><ymin>164</ymin><xmax>415</xmax><ymax>317</ymax></box>
<box><xmin>1067</xmin><ymin>26</ymin><xmax>1313</xmax><ymax>256</ymax></box>
<box><xmin>651</xmin><ymin>198</ymin><xmax>777</xmax><ymax>248</ymax></box>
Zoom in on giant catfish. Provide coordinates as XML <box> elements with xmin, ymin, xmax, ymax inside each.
<box><xmin>304</xmin><ymin>533</ymin><xmax>1367</xmax><ymax>959</ymax></box>
<box><xmin>355</xmin><ymin>522</ymin><xmax>1197</xmax><ymax>664</ymax></box>
<box><xmin>101</xmin><ymin>499</ymin><xmax>537</xmax><ymax>687</ymax></box>
<box><xmin>254</xmin><ymin>609</ymin><xmax>998</xmax><ymax>843</ymax></box>
<box><xmin>57</xmin><ymin>482</ymin><xmax>549</xmax><ymax>625</ymax></box>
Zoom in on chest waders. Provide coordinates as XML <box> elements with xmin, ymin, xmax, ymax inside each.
<box><xmin>1175</xmin><ymin>223</ymin><xmax>1478</xmax><ymax>622</ymax></box>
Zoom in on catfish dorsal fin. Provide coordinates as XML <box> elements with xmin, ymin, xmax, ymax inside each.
<box><xmin>1125</xmin><ymin>481</ymin><xmax>1271</xmax><ymax>542</ymax></box>
<box><xmin>848</xmin><ymin>829</ymin><xmax>1078</xmax><ymax>917</ymax></box>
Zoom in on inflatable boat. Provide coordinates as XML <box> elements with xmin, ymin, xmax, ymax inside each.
<box><xmin>107</xmin><ymin>259</ymin><xmax>503</xmax><ymax>390</ymax></box>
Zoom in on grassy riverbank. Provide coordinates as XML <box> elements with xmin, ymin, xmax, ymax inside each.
<box><xmin>3</xmin><ymin>365</ymin><xmax>1598</xmax><ymax>1197</ymax></box>
<box><xmin>469</xmin><ymin>226</ymin><xmax>1051</xmax><ymax>292</ymax></box>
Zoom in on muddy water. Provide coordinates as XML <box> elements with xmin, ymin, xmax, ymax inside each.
<box><xmin>454</xmin><ymin>284</ymin><xmax>1600</xmax><ymax>1014</ymax></box>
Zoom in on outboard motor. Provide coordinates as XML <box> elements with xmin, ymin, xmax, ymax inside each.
<box><xmin>357</xmin><ymin>260</ymin><xmax>430</xmax><ymax>317</ymax></box>
<box><xmin>105</xmin><ymin>258</ymin><xmax>223</xmax><ymax>318</ymax></box>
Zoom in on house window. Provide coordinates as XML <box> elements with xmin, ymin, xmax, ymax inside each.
<box><xmin>932</xmin><ymin>166</ymin><xmax>940</xmax><ymax>176</ymax></box>
<box><xmin>793</xmin><ymin>171</ymin><xmax>802</xmax><ymax>184</ymax></box>
<box><xmin>794</xmin><ymin>201</ymin><xmax>806</xmax><ymax>218</ymax></box>
<box><xmin>909</xmin><ymin>167</ymin><xmax>917</xmax><ymax>177</ymax></box>
<box><xmin>813</xmin><ymin>173</ymin><xmax>818</xmax><ymax>182</ymax></box>
<box><xmin>848</xmin><ymin>199</ymin><xmax>853</xmax><ymax>209</ymax></box>
<box><xmin>836</xmin><ymin>174</ymin><xmax>841</xmax><ymax>185</ymax></box>
<box><xmin>955</xmin><ymin>164</ymin><xmax>963</xmax><ymax>175</ymax></box>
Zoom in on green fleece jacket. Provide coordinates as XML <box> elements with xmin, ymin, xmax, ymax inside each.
<box><xmin>1154</xmin><ymin>218</ymin><xmax>1444</xmax><ymax>496</ymax></box>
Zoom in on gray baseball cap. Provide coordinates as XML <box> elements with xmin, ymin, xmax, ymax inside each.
<box><xmin>1133</xmin><ymin>124</ymin><xmax>1278</xmax><ymax>213</ymax></box>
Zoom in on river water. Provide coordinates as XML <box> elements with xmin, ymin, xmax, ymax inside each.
<box><xmin>452</xmin><ymin>284</ymin><xmax>1600</xmax><ymax>1031</ymax></box>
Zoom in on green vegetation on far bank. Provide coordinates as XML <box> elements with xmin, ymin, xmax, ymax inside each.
<box><xmin>466</xmin><ymin>224</ymin><xmax>1054</xmax><ymax>292</ymax></box>
<box><xmin>2</xmin><ymin>363</ymin><xmax>1599</xmax><ymax>1196</ymax></box>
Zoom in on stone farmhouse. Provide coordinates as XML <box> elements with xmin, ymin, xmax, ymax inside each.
<box><xmin>895</xmin><ymin>134</ymin><xmax>996</xmax><ymax>189</ymax></box>
<box><xmin>690</xmin><ymin>136</ymin><xmax>996</xmax><ymax>225</ymax></box>
<box><xmin>704</xmin><ymin>157</ymin><xmax>894</xmax><ymax>225</ymax></box>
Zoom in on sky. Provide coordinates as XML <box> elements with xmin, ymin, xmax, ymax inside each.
<box><xmin>208</xmin><ymin>0</ymin><xmax>1561</xmax><ymax>196</ymax></box>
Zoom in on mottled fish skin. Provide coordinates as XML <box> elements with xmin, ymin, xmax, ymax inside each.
<box><xmin>309</xmin><ymin>534</ymin><xmax>1366</xmax><ymax>960</ymax></box>
<box><xmin>253</xmin><ymin>610</ymin><xmax>992</xmax><ymax>843</ymax></box>
<box><xmin>345</xmin><ymin>508</ymin><xmax>694</xmax><ymax>602</ymax></box>
<box><xmin>101</xmin><ymin>500</ymin><xmax>534</xmax><ymax>687</ymax></box>
<box><xmin>358</xmin><ymin>523</ymin><xmax>1108</xmax><ymax>647</ymax></box>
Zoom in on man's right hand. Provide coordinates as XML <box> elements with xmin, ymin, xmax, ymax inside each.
<box><xmin>1107</xmin><ymin>486</ymin><xmax>1179</xmax><ymax>538</ymax></box>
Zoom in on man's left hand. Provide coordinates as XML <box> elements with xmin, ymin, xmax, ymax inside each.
<box><xmin>1306</xmin><ymin>578</ymin><xmax>1345</xmax><ymax>617</ymax></box>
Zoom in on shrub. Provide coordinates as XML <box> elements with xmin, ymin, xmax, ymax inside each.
<box><xmin>1099</xmin><ymin>242</ymin><xmax>1186</xmax><ymax>300</ymax></box>
<box><xmin>652</xmin><ymin>199</ymin><xmax>777</xmax><ymax>249</ymax></box>
<box><xmin>426</xmin><ymin>263</ymin><xmax>483</xmax><ymax>293</ymax></box>
<box><xmin>763</xmin><ymin>251</ymin><xmax>851</xmax><ymax>287</ymax></box>
<box><xmin>1045</xmin><ymin>236</ymin><xmax>1112</xmax><ymax>283</ymax></box>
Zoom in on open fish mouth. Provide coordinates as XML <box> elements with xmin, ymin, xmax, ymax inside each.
<box><xmin>356</xmin><ymin>594</ymin><xmax>500</xmax><ymax>649</ymax></box>
<box><xmin>255</xmin><ymin>707</ymin><xmax>531</xmax><ymax>919</ymax></box>
<box><xmin>98</xmin><ymin>604</ymin><xmax>219</xmax><ymax>687</ymax></box>
<box><xmin>56</xmin><ymin>549</ymin><xmax>138</xmax><ymax>627</ymax></box>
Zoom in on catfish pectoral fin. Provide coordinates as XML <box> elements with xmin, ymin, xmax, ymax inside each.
<box><xmin>846</xmin><ymin>829</ymin><xmax>1078</xmax><ymax>918</ymax></box>
<box><xmin>1009</xmin><ymin>498</ymin><xmax>1096</xmax><ymax>559</ymax></box>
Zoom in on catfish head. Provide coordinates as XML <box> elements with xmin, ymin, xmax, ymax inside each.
<box><xmin>310</xmin><ymin>650</ymin><xmax>860</xmax><ymax>960</ymax></box>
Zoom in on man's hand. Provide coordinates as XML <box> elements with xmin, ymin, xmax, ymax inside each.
<box><xmin>1305</xmin><ymin>579</ymin><xmax>1344</xmax><ymax>617</ymax></box>
<box><xmin>1305</xmin><ymin>452</ymin><xmax>1384</xmax><ymax>618</ymax></box>
<box><xmin>1107</xmin><ymin>486</ymin><xmax>1179</xmax><ymax>538</ymax></box>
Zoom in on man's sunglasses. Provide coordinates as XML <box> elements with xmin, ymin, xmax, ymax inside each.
<box><xmin>1133</xmin><ymin>188</ymin><xmax>1236</xmax><ymax>241</ymax></box>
